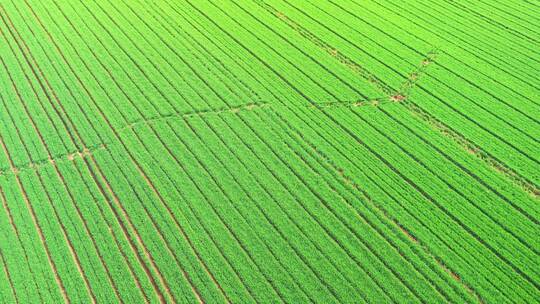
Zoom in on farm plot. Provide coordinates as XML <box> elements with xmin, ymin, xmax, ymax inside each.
<box><xmin>0</xmin><ymin>0</ymin><xmax>538</xmax><ymax>303</ymax></box>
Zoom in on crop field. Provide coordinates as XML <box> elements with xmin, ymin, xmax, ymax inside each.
<box><xmin>0</xmin><ymin>0</ymin><xmax>538</xmax><ymax>303</ymax></box>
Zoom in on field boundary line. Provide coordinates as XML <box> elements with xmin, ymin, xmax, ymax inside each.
<box><xmin>336</xmin><ymin>0</ymin><xmax>540</xmax><ymax>119</ymax></box>
<box><xmin>305</xmin><ymin>50</ymin><xmax>438</xmax><ymax>108</ymax></box>
<box><xmin>274</xmin><ymin>0</ymin><xmax>536</xmax><ymax>162</ymax></box>
<box><xmin>359</xmin><ymin>51</ymin><xmax>540</xmax><ymax>245</ymax></box>
<box><xmin>397</xmin><ymin>52</ymin><xmax>539</xmax><ymax>198</ymax></box>
<box><xmin>118</xmin><ymin>101</ymin><xmax>269</xmax><ymax>133</ymax></box>
<box><xmin>278</xmin><ymin>0</ymin><xmax>540</xmax><ymax>154</ymax></box>
<box><xmin>403</xmin><ymin>98</ymin><xmax>540</xmax><ymax>199</ymax></box>
<box><xmin>310</xmin><ymin>97</ymin><xmax>384</xmax><ymax>109</ymax></box>
<box><xmin>0</xmin><ymin>145</ymin><xmax>106</xmax><ymax>179</ymax></box>
<box><xmin>326</xmin><ymin>0</ymin><xmax>540</xmax><ymax>118</ymax></box>
<box><xmin>256</xmin><ymin>0</ymin><xmax>444</xmax><ymax>113</ymax></box>
<box><xmin>306</xmin><ymin>31</ymin><xmax>539</xmax><ymax>200</ymax></box>
<box><xmin>397</xmin><ymin>50</ymin><xmax>439</xmax><ymax>98</ymax></box>
<box><xmin>279</xmin><ymin>96</ymin><xmax>510</xmax><ymax>300</ymax></box>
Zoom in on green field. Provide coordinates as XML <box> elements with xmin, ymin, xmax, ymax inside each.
<box><xmin>0</xmin><ymin>0</ymin><xmax>538</xmax><ymax>303</ymax></box>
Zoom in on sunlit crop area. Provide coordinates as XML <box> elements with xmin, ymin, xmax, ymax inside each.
<box><xmin>0</xmin><ymin>1</ymin><xmax>538</xmax><ymax>303</ymax></box>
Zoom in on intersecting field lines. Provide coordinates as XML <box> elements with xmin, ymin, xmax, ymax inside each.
<box><xmin>0</xmin><ymin>1</ymin><xmax>538</xmax><ymax>303</ymax></box>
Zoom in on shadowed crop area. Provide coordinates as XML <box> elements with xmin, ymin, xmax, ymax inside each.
<box><xmin>0</xmin><ymin>0</ymin><xmax>538</xmax><ymax>303</ymax></box>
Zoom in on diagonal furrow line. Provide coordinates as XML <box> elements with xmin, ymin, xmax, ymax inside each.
<box><xmin>2</xmin><ymin>1</ymin><xmax>538</xmax><ymax>303</ymax></box>
<box><xmin>344</xmin><ymin>0</ymin><xmax>540</xmax><ymax>108</ymax></box>
<box><xmin>0</xmin><ymin>248</ymin><xmax>19</xmax><ymax>304</ymax></box>
<box><xmin>398</xmin><ymin>50</ymin><xmax>439</xmax><ymax>97</ymax></box>
<box><xmin>75</xmin><ymin>0</ymin><xmax>305</xmax><ymax>299</ymax></box>
<box><xmin>100</xmin><ymin>0</ymin><xmax>418</xmax><ymax>300</ymax></box>
<box><xmin>141</xmin><ymin>1</ymin><xmax>376</xmax><ymax>300</ymax></box>
<box><xmin>397</xmin><ymin>49</ymin><xmax>539</xmax><ymax>198</ymax></box>
<box><xmin>4</xmin><ymin>5</ymin><xmax>160</xmax><ymax>303</ymax></box>
<box><xmin>25</xmin><ymin>0</ymin><xmax>260</xmax><ymax>302</ymax></box>
<box><xmin>0</xmin><ymin>8</ymin><xmax>133</xmax><ymax>303</ymax></box>
<box><xmin>402</xmin><ymin>99</ymin><xmax>540</xmax><ymax>199</ymax></box>
<box><xmin>52</xmin><ymin>0</ymin><xmax>275</xmax><ymax>300</ymax></box>
<box><xmin>257</xmin><ymin>1</ymin><xmax>394</xmax><ymax>96</ymax></box>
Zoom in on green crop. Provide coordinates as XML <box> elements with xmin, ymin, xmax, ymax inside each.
<box><xmin>0</xmin><ymin>0</ymin><xmax>538</xmax><ymax>303</ymax></box>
